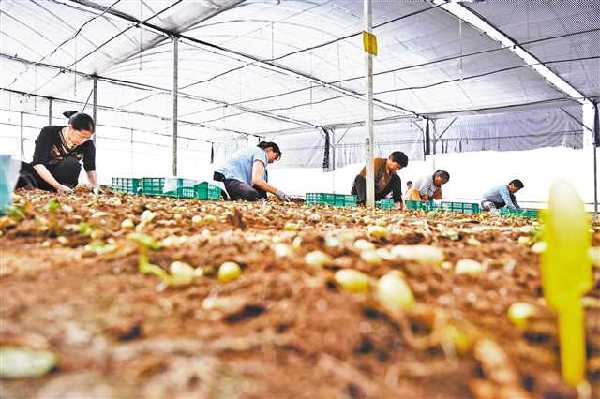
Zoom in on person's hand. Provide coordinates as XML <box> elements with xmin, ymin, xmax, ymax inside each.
<box><xmin>275</xmin><ymin>190</ymin><xmax>291</xmax><ymax>201</ymax></box>
<box><xmin>55</xmin><ymin>184</ymin><xmax>73</xmax><ymax>194</ymax></box>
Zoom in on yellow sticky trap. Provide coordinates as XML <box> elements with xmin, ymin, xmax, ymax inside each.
<box><xmin>363</xmin><ymin>31</ymin><xmax>378</xmax><ymax>56</ymax></box>
<box><xmin>541</xmin><ymin>180</ymin><xmax>592</xmax><ymax>387</ymax></box>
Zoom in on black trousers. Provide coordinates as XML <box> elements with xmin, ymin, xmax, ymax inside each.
<box><xmin>214</xmin><ymin>172</ymin><xmax>267</xmax><ymax>201</ymax></box>
<box><xmin>351</xmin><ymin>174</ymin><xmax>402</xmax><ymax>204</ymax></box>
<box><xmin>17</xmin><ymin>158</ymin><xmax>82</xmax><ymax>191</ymax></box>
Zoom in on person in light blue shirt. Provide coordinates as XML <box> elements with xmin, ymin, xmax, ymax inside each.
<box><xmin>405</xmin><ymin>170</ymin><xmax>450</xmax><ymax>201</ymax></box>
<box><xmin>214</xmin><ymin>141</ymin><xmax>290</xmax><ymax>201</ymax></box>
<box><xmin>481</xmin><ymin>179</ymin><xmax>524</xmax><ymax>211</ymax></box>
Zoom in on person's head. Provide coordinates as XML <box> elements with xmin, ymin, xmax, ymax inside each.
<box><xmin>433</xmin><ymin>170</ymin><xmax>450</xmax><ymax>186</ymax></box>
<box><xmin>64</xmin><ymin>111</ymin><xmax>95</xmax><ymax>146</ymax></box>
<box><xmin>257</xmin><ymin>141</ymin><xmax>281</xmax><ymax>164</ymax></box>
<box><xmin>386</xmin><ymin>151</ymin><xmax>409</xmax><ymax>172</ymax></box>
<box><xmin>508</xmin><ymin>179</ymin><xmax>524</xmax><ymax>193</ymax></box>
<box><xmin>406</xmin><ymin>180</ymin><xmax>413</xmax><ymax>189</ymax></box>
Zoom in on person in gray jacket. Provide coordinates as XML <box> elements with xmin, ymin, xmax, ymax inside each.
<box><xmin>481</xmin><ymin>179</ymin><xmax>524</xmax><ymax>211</ymax></box>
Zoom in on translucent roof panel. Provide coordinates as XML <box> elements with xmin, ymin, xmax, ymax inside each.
<box><xmin>182</xmin><ymin>1</ymin><xmax>567</xmax><ymax>119</ymax></box>
<box><xmin>0</xmin><ymin>0</ymin><xmax>593</xmax><ymax>148</ymax></box>
<box><xmin>465</xmin><ymin>1</ymin><xmax>600</xmax><ymax>98</ymax></box>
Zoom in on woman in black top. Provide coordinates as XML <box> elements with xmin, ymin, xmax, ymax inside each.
<box><xmin>17</xmin><ymin>111</ymin><xmax>97</xmax><ymax>193</ymax></box>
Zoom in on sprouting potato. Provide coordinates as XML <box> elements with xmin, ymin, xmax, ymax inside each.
<box><xmin>335</xmin><ymin>269</ymin><xmax>369</xmax><ymax>293</ymax></box>
<box><xmin>218</xmin><ymin>261</ymin><xmax>242</xmax><ymax>283</ymax></box>
<box><xmin>305</xmin><ymin>250</ymin><xmax>332</xmax><ymax>269</ymax></box>
<box><xmin>376</xmin><ymin>272</ymin><xmax>414</xmax><ymax>312</ymax></box>
<box><xmin>121</xmin><ymin>218</ymin><xmax>135</xmax><ymax>230</ymax></box>
<box><xmin>391</xmin><ymin>245</ymin><xmax>444</xmax><ymax>265</ymax></box>
<box><xmin>455</xmin><ymin>259</ymin><xmax>484</xmax><ymax>274</ymax></box>
<box><xmin>507</xmin><ymin>302</ymin><xmax>536</xmax><ymax>329</ymax></box>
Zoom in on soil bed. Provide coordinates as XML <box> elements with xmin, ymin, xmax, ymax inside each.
<box><xmin>1</xmin><ymin>189</ymin><xmax>599</xmax><ymax>398</ymax></box>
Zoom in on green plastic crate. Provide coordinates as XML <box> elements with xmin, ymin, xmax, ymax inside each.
<box><xmin>306</xmin><ymin>193</ymin><xmax>355</xmax><ymax>207</ymax></box>
<box><xmin>165</xmin><ymin>186</ymin><xmax>196</xmax><ymax>199</ymax></box>
<box><xmin>499</xmin><ymin>208</ymin><xmax>538</xmax><ymax>219</ymax></box>
<box><xmin>195</xmin><ymin>182</ymin><xmax>222</xmax><ymax>200</ymax></box>
<box><xmin>440</xmin><ymin>201</ymin><xmax>480</xmax><ymax>214</ymax></box>
<box><xmin>334</xmin><ymin>194</ymin><xmax>357</xmax><ymax>207</ymax></box>
<box><xmin>111</xmin><ymin>177</ymin><xmax>141</xmax><ymax>195</ymax></box>
<box><xmin>306</xmin><ymin>193</ymin><xmax>334</xmax><ymax>206</ymax></box>
<box><xmin>141</xmin><ymin>178</ymin><xmax>196</xmax><ymax>198</ymax></box>
<box><xmin>405</xmin><ymin>200</ymin><xmax>434</xmax><ymax>211</ymax></box>
<box><xmin>376</xmin><ymin>199</ymin><xmax>395</xmax><ymax>209</ymax></box>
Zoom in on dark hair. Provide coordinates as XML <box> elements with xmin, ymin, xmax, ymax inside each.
<box><xmin>257</xmin><ymin>141</ymin><xmax>281</xmax><ymax>159</ymax></box>
<box><xmin>406</xmin><ymin>180</ymin><xmax>412</xmax><ymax>185</ymax></box>
<box><xmin>509</xmin><ymin>179</ymin><xmax>524</xmax><ymax>189</ymax></box>
<box><xmin>389</xmin><ymin>151</ymin><xmax>409</xmax><ymax>168</ymax></box>
<box><xmin>63</xmin><ymin>111</ymin><xmax>95</xmax><ymax>133</ymax></box>
<box><xmin>433</xmin><ymin>169</ymin><xmax>450</xmax><ymax>183</ymax></box>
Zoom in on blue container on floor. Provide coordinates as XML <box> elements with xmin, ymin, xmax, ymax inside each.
<box><xmin>0</xmin><ymin>155</ymin><xmax>12</xmax><ymax>214</ymax></box>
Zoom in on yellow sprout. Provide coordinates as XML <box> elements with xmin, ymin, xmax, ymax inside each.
<box><xmin>507</xmin><ymin>302</ymin><xmax>536</xmax><ymax>330</ymax></box>
<box><xmin>367</xmin><ymin>225</ymin><xmax>389</xmax><ymax>239</ymax></box>
<box><xmin>376</xmin><ymin>272</ymin><xmax>414</xmax><ymax>313</ymax></box>
<box><xmin>335</xmin><ymin>269</ymin><xmax>370</xmax><ymax>293</ymax></box>
<box><xmin>218</xmin><ymin>261</ymin><xmax>241</xmax><ymax>283</ymax></box>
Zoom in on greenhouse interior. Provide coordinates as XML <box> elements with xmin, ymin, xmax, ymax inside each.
<box><xmin>1</xmin><ymin>0</ymin><xmax>599</xmax><ymax>398</ymax></box>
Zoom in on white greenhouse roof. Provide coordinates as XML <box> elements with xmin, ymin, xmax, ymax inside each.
<box><xmin>1</xmin><ymin>0</ymin><xmax>598</xmax><ymax>139</ymax></box>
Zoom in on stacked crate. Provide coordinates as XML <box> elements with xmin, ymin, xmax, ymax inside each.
<box><xmin>113</xmin><ymin>177</ymin><xmax>222</xmax><ymax>200</ymax></box>
<box><xmin>404</xmin><ymin>200</ymin><xmax>434</xmax><ymax>211</ymax></box>
<box><xmin>111</xmin><ymin>178</ymin><xmax>142</xmax><ymax>195</ymax></box>
<box><xmin>499</xmin><ymin>208</ymin><xmax>539</xmax><ymax>218</ymax></box>
<box><xmin>306</xmin><ymin>193</ymin><xmax>357</xmax><ymax>208</ymax></box>
<box><xmin>405</xmin><ymin>200</ymin><xmax>480</xmax><ymax>214</ymax></box>
<box><xmin>376</xmin><ymin>199</ymin><xmax>395</xmax><ymax>210</ymax></box>
<box><xmin>195</xmin><ymin>182</ymin><xmax>222</xmax><ymax>200</ymax></box>
<box><xmin>440</xmin><ymin>201</ymin><xmax>480</xmax><ymax>215</ymax></box>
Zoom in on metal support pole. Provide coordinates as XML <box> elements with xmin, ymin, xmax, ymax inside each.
<box><xmin>92</xmin><ymin>76</ymin><xmax>97</xmax><ymax>143</ymax></box>
<box><xmin>594</xmin><ymin>142</ymin><xmax>598</xmax><ymax>215</ymax></box>
<box><xmin>432</xmin><ymin>120</ymin><xmax>437</xmax><ymax>172</ymax></box>
<box><xmin>364</xmin><ymin>0</ymin><xmax>375</xmax><ymax>207</ymax></box>
<box><xmin>424</xmin><ymin>118</ymin><xmax>430</xmax><ymax>158</ymax></box>
<box><xmin>48</xmin><ymin>97</ymin><xmax>53</xmax><ymax>125</ymax></box>
<box><xmin>331</xmin><ymin>129</ymin><xmax>336</xmax><ymax>171</ymax></box>
<box><xmin>19</xmin><ymin>111</ymin><xmax>24</xmax><ymax>160</ymax></box>
<box><xmin>130</xmin><ymin>128</ymin><xmax>134</xmax><ymax>177</ymax></box>
<box><xmin>593</xmin><ymin>101</ymin><xmax>599</xmax><ymax>215</ymax></box>
<box><xmin>172</xmin><ymin>37</ymin><xmax>178</xmax><ymax>176</ymax></box>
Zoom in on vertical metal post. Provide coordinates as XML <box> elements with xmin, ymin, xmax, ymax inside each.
<box><xmin>48</xmin><ymin>97</ymin><xmax>53</xmax><ymax>125</ymax></box>
<box><xmin>130</xmin><ymin>128</ymin><xmax>134</xmax><ymax>177</ymax></box>
<box><xmin>92</xmin><ymin>76</ymin><xmax>98</xmax><ymax>147</ymax></box>
<box><xmin>364</xmin><ymin>0</ymin><xmax>375</xmax><ymax>207</ymax></box>
<box><xmin>594</xmin><ymin>140</ymin><xmax>598</xmax><ymax>215</ymax></box>
<box><xmin>432</xmin><ymin>120</ymin><xmax>437</xmax><ymax>172</ymax></box>
<box><xmin>19</xmin><ymin>111</ymin><xmax>24</xmax><ymax>160</ymax></box>
<box><xmin>331</xmin><ymin>129</ymin><xmax>336</xmax><ymax>171</ymax></box>
<box><xmin>593</xmin><ymin>101</ymin><xmax>599</xmax><ymax>215</ymax></box>
<box><xmin>331</xmin><ymin>129</ymin><xmax>336</xmax><ymax>194</ymax></box>
<box><xmin>423</xmin><ymin>118</ymin><xmax>430</xmax><ymax>159</ymax></box>
<box><xmin>172</xmin><ymin>37</ymin><xmax>178</xmax><ymax>176</ymax></box>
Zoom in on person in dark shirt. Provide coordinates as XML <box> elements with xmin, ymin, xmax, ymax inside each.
<box><xmin>17</xmin><ymin>111</ymin><xmax>97</xmax><ymax>193</ymax></box>
<box><xmin>351</xmin><ymin>151</ymin><xmax>409</xmax><ymax>209</ymax></box>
